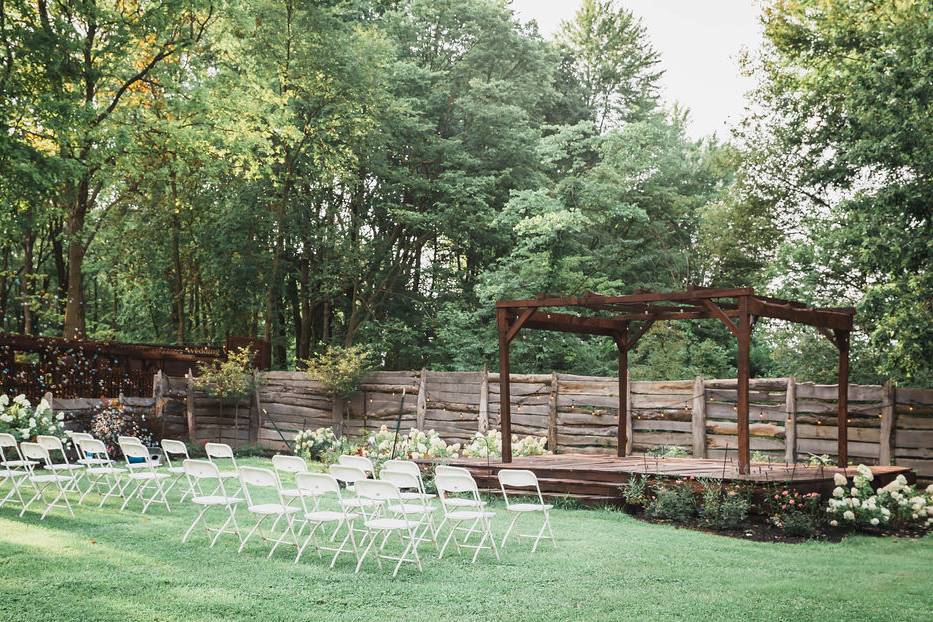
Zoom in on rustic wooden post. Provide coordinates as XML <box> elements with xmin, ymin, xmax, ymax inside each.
<box><xmin>497</xmin><ymin>308</ymin><xmax>513</xmax><ymax>463</ymax></box>
<box><xmin>835</xmin><ymin>329</ymin><xmax>850</xmax><ymax>467</ymax></box>
<box><xmin>249</xmin><ymin>369</ymin><xmax>261</xmax><ymax>445</ymax></box>
<box><xmin>878</xmin><ymin>379</ymin><xmax>895</xmax><ymax>466</ymax></box>
<box><xmin>615</xmin><ymin>325</ymin><xmax>629</xmax><ymax>457</ymax></box>
<box><xmin>153</xmin><ymin>371</ymin><xmax>165</xmax><ymax>438</ymax></box>
<box><xmin>625</xmin><ymin>370</ymin><xmax>633</xmax><ymax>455</ymax></box>
<box><xmin>547</xmin><ymin>371</ymin><xmax>558</xmax><ymax>453</ymax></box>
<box><xmin>478</xmin><ymin>366</ymin><xmax>489</xmax><ymax>433</ymax></box>
<box><xmin>332</xmin><ymin>396</ymin><xmax>345</xmax><ymax>438</ymax></box>
<box><xmin>185</xmin><ymin>369</ymin><xmax>197</xmax><ymax>443</ymax></box>
<box><xmin>692</xmin><ymin>376</ymin><xmax>706</xmax><ymax>458</ymax></box>
<box><xmin>736</xmin><ymin>295</ymin><xmax>751</xmax><ymax>474</ymax></box>
<box><xmin>416</xmin><ymin>368</ymin><xmax>427</xmax><ymax>430</ymax></box>
<box><xmin>784</xmin><ymin>376</ymin><xmax>797</xmax><ymax>464</ymax></box>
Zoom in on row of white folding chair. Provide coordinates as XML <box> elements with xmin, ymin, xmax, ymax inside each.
<box><xmin>497</xmin><ymin>469</ymin><xmax>556</xmax><ymax>553</ymax></box>
<box><xmin>0</xmin><ymin>434</ymin><xmax>75</xmax><ymax>520</ymax></box>
<box><xmin>0</xmin><ymin>432</ymin><xmax>36</xmax><ymax>511</ymax></box>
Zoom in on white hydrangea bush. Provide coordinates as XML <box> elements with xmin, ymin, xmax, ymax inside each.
<box><xmin>0</xmin><ymin>394</ymin><xmax>70</xmax><ymax>445</ymax></box>
<box><xmin>365</xmin><ymin>425</ymin><xmax>460</xmax><ymax>460</ymax></box>
<box><xmin>462</xmin><ymin>430</ymin><xmax>549</xmax><ymax>458</ymax></box>
<box><xmin>826</xmin><ymin>465</ymin><xmax>933</xmax><ymax>531</ymax></box>
<box><xmin>293</xmin><ymin>426</ymin><xmax>341</xmax><ymax>460</ymax></box>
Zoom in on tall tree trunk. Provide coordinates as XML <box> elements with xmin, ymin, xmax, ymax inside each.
<box><xmin>170</xmin><ymin>174</ymin><xmax>185</xmax><ymax>343</ymax></box>
<box><xmin>22</xmin><ymin>226</ymin><xmax>35</xmax><ymax>335</ymax></box>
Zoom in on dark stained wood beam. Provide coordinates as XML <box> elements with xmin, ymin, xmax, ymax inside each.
<box><xmin>702</xmin><ymin>300</ymin><xmax>738</xmax><ymax>337</ymax></box>
<box><xmin>520</xmin><ymin>311</ymin><xmax>626</xmax><ymax>337</ymax></box>
<box><xmin>496</xmin><ymin>287</ymin><xmax>755</xmax><ymax>309</ymax></box>
<box><xmin>506</xmin><ymin>307</ymin><xmax>535</xmax><ymax>343</ymax></box>
<box><xmin>496</xmin><ymin>309</ymin><xmax>513</xmax><ymax>463</ymax></box>
<box><xmin>748</xmin><ymin>298</ymin><xmax>854</xmax><ymax>330</ymax></box>
<box><xmin>616</xmin><ymin>324</ymin><xmax>629</xmax><ymax>457</ymax></box>
<box><xmin>736</xmin><ymin>296</ymin><xmax>752</xmax><ymax>475</ymax></box>
<box><xmin>835</xmin><ymin>329</ymin><xmax>850</xmax><ymax>468</ymax></box>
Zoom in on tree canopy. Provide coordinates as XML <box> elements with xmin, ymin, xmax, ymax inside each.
<box><xmin>0</xmin><ymin>0</ymin><xmax>929</xmax><ymax>386</ymax></box>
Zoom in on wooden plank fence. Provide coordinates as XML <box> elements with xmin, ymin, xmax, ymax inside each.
<box><xmin>42</xmin><ymin>370</ymin><xmax>933</xmax><ymax>481</ymax></box>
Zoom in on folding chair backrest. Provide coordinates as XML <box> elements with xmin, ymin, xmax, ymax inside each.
<box><xmin>435</xmin><ymin>473</ymin><xmax>479</xmax><ymax>496</ymax></box>
<box><xmin>0</xmin><ymin>432</ymin><xmax>17</xmax><ymax>448</ymax></box>
<box><xmin>435</xmin><ymin>464</ymin><xmax>473</xmax><ymax>478</ymax></box>
<box><xmin>380</xmin><ymin>469</ymin><xmax>420</xmax><ymax>491</ymax></box>
<box><xmin>118</xmin><ymin>435</ymin><xmax>142</xmax><ymax>446</ymax></box>
<box><xmin>19</xmin><ymin>442</ymin><xmax>50</xmax><ymax>466</ymax></box>
<box><xmin>272</xmin><ymin>454</ymin><xmax>307</xmax><ymax>474</ymax></box>
<box><xmin>122</xmin><ymin>442</ymin><xmax>151</xmax><ymax>463</ymax></box>
<box><xmin>36</xmin><ymin>435</ymin><xmax>65</xmax><ymax>454</ymax></box>
<box><xmin>238</xmin><ymin>466</ymin><xmax>278</xmax><ymax>488</ymax></box>
<box><xmin>355</xmin><ymin>479</ymin><xmax>401</xmax><ymax>502</ymax></box>
<box><xmin>183</xmin><ymin>459</ymin><xmax>221</xmax><ymax>480</ymax></box>
<box><xmin>0</xmin><ymin>433</ymin><xmax>22</xmax><ymax>464</ymax></box>
<box><xmin>329</xmin><ymin>464</ymin><xmax>368</xmax><ymax>486</ymax></box>
<box><xmin>161</xmin><ymin>439</ymin><xmax>189</xmax><ymax>458</ymax></box>
<box><xmin>498</xmin><ymin>468</ymin><xmax>544</xmax><ymax>504</ymax></box>
<box><xmin>70</xmin><ymin>432</ymin><xmax>94</xmax><ymax>445</ymax></box>
<box><xmin>382</xmin><ymin>459</ymin><xmax>420</xmax><ymax>477</ymax></box>
<box><xmin>79</xmin><ymin>438</ymin><xmax>109</xmax><ymax>458</ymax></box>
<box><xmin>295</xmin><ymin>472</ymin><xmax>340</xmax><ymax>497</ymax></box>
<box><xmin>337</xmin><ymin>454</ymin><xmax>373</xmax><ymax>473</ymax></box>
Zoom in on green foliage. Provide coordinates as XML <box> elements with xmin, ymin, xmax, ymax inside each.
<box><xmin>700</xmin><ymin>481</ymin><xmax>749</xmax><ymax>531</ymax></box>
<box><xmin>196</xmin><ymin>347</ymin><xmax>258</xmax><ymax>399</ymax></box>
<box><xmin>303</xmin><ymin>346</ymin><xmax>371</xmax><ymax>398</ymax></box>
<box><xmin>620</xmin><ymin>474</ymin><xmax>650</xmax><ymax>507</ymax></box>
<box><xmin>646</xmin><ymin>445</ymin><xmax>689</xmax><ymax>458</ymax></box>
<box><xmin>648</xmin><ymin>479</ymin><xmax>696</xmax><ymax>522</ymax></box>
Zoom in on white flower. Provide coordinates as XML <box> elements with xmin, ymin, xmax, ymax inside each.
<box><xmin>870</xmin><ymin>518</ymin><xmax>879</xmax><ymax>526</ymax></box>
<box><xmin>56</xmin><ymin>412</ymin><xmax>65</xmax><ymax>421</ymax></box>
<box><xmin>832</xmin><ymin>487</ymin><xmax>845</xmax><ymax>498</ymax></box>
<box><xmin>829</xmin><ymin>520</ymin><xmax>838</xmax><ymax>527</ymax></box>
<box><xmin>13</xmin><ymin>394</ymin><xmax>28</xmax><ymax>405</ymax></box>
<box><xmin>926</xmin><ymin>484</ymin><xmax>933</xmax><ymax>495</ymax></box>
<box><xmin>843</xmin><ymin>511</ymin><xmax>855</xmax><ymax>521</ymax></box>
<box><xmin>0</xmin><ymin>394</ymin><xmax>8</xmax><ymax>407</ymax></box>
<box><xmin>895</xmin><ymin>474</ymin><xmax>907</xmax><ymax>486</ymax></box>
<box><xmin>833</xmin><ymin>473</ymin><xmax>847</xmax><ymax>486</ymax></box>
<box><xmin>850</xmin><ymin>487</ymin><xmax>859</xmax><ymax>497</ymax></box>
<box><xmin>881</xmin><ymin>508</ymin><xmax>891</xmax><ymax>517</ymax></box>
<box><xmin>857</xmin><ymin>464</ymin><xmax>873</xmax><ymax>481</ymax></box>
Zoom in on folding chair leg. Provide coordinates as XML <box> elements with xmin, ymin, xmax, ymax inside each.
<box><xmin>501</xmin><ymin>513</ymin><xmax>520</xmax><ymax>549</ymax></box>
<box><xmin>238</xmin><ymin>515</ymin><xmax>267</xmax><ymax>553</ymax></box>
<box><xmin>184</xmin><ymin>506</ymin><xmax>209</xmax><ymax>543</ymax></box>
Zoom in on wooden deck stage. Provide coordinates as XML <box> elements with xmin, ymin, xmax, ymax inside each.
<box><xmin>421</xmin><ymin>454</ymin><xmax>915</xmax><ymax>504</ymax></box>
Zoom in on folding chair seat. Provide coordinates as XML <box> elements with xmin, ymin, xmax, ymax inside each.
<box><xmin>75</xmin><ymin>438</ymin><xmax>126</xmax><ymax>506</ymax></box>
<box><xmin>0</xmin><ymin>433</ymin><xmax>32</xmax><ymax>510</ymax></box>
<box><xmin>354</xmin><ymin>479</ymin><xmax>424</xmax><ymax>577</ymax></box>
<box><xmin>435</xmin><ymin>465</ymin><xmax>486</xmax><ymax>508</ymax></box>
<box><xmin>161</xmin><ymin>439</ymin><xmax>195</xmax><ymax>501</ymax></box>
<box><xmin>18</xmin><ymin>442</ymin><xmax>75</xmax><ymax>519</ymax></box>
<box><xmin>36</xmin><ymin>435</ymin><xmax>84</xmax><ymax>494</ymax></box>
<box><xmin>435</xmin><ymin>473</ymin><xmax>499</xmax><ymax>563</ymax></box>
<box><xmin>182</xmin><ymin>459</ymin><xmax>243</xmax><ymax>547</ymax></box>
<box><xmin>379</xmin><ymin>469</ymin><xmax>438</xmax><ymax>550</ymax></box>
<box><xmin>205</xmin><ymin>442</ymin><xmax>241</xmax><ymax>494</ymax></box>
<box><xmin>498</xmin><ymin>469</ymin><xmax>555</xmax><ymax>552</ymax></box>
<box><xmin>119</xmin><ymin>441</ymin><xmax>171</xmax><ymax>513</ymax></box>
<box><xmin>329</xmin><ymin>464</ymin><xmax>380</xmax><ymax>510</ymax></box>
<box><xmin>71</xmin><ymin>432</ymin><xmax>108</xmax><ymax>466</ymax></box>
<box><xmin>293</xmin><ymin>472</ymin><xmax>360</xmax><ymax>567</ymax></box>
<box><xmin>337</xmin><ymin>454</ymin><xmax>374</xmax><ymax>476</ymax></box>
<box><xmin>237</xmin><ymin>466</ymin><xmax>301</xmax><ymax>558</ymax></box>
<box><xmin>382</xmin><ymin>459</ymin><xmax>435</xmax><ymax>501</ymax></box>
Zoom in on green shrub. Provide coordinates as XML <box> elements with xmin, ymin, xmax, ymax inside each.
<box><xmin>648</xmin><ymin>480</ymin><xmax>696</xmax><ymax>522</ymax></box>
<box><xmin>621</xmin><ymin>475</ymin><xmax>650</xmax><ymax>507</ymax></box>
<box><xmin>701</xmin><ymin>482</ymin><xmax>749</xmax><ymax>530</ymax></box>
<box><xmin>781</xmin><ymin>512</ymin><xmax>819</xmax><ymax>537</ymax></box>
<box><xmin>303</xmin><ymin>345</ymin><xmax>371</xmax><ymax>398</ymax></box>
<box><xmin>647</xmin><ymin>445</ymin><xmax>688</xmax><ymax>458</ymax></box>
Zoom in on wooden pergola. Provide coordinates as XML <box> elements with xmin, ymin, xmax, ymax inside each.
<box><xmin>496</xmin><ymin>287</ymin><xmax>855</xmax><ymax>474</ymax></box>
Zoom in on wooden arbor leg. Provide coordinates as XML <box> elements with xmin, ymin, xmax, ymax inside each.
<box><xmin>614</xmin><ymin>325</ymin><xmax>629</xmax><ymax>457</ymax></box>
<box><xmin>497</xmin><ymin>309</ymin><xmax>513</xmax><ymax>463</ymax></box>
<box><xmin>736</xmin><ymin>297</ymin><xmax>751</xmax><ymax>475</ymax></box>
<box><xmin>835</xmin><ymin>329</ymin><xmax>850</xmax><ymax>468</ymax></box>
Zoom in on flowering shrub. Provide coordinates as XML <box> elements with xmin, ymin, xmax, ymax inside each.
<box><xmin>767</xmin><ymin>488</ymin><xmax>823</xmax><ymax>536</ymax></box>
<box><xmin>364</xmin><ymin>425</ymin><xmax>460</xmax><ymax>460</ymax></box>
<box><xmin>302</xmin><ymin>346</ymin><xmax>370</xmax><ymax>398</ymax></box>
<box><xmin>293</xmin><ymin>427</ymin><xmax>342</xmax><ymax>461</ymax></box>
<box><xmin>0</xmin><ymin>394</ymin><xmax>69</xmax><ymax>444</ymax></box>
<box><xmin>826</xmin><ymin>465</ymin><xmax>933</xmax><ymax>531</ymax></box>
<box><xmin>621</xmin><ymin>474</ymin><xmax>651</xmax><ymax>507</ymax></box>
<box><xmin>90</xmin><ymin>399</ymin><xmax>153</xmax><ymax>456</ymax></box>
<box><xmin>648</xmin><ymin>478</ymin><xmax>696</xmax><ymax>522</ymax></box>
<box><xmin>461</xmin><ymin>430</ymin><xmax>548</xmax><ymax>458</ymax></box>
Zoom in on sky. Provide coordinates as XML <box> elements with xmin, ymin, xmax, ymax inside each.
<box><xmin>509</xmin><ymin>0</ymin><xmax>764</xmax><ymax>139</ymax></box>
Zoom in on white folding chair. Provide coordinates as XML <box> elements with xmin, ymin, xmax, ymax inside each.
<box><xmin>182</xmin><ymin>459</ymin><xmax>243</xmax><ymax>547</ymax></box>
<box><xmin>75</xmin><ymin>438</ymin><xmax>126</xmax><ymax>506</ymax></box>
<box><xmin>380</xmin><ymin>469</ymin><xmax>439</xmax><ymax>551</ymax></box>
<box><xmin>18</xmin><ymin>442</ymin><xmax>75</xmax><ymax>519</ymax></box>
<box><xmin>435</xmin><ymin>473</ymin><xmax>499</xmax><ymax>563</ymax></box>
<box><xmin>354</xmin><ymin>479</ymin><xmax>424</xmax><ymax>577</ymax></box>
<box><xmin>118</xmin><ymin>435</ymin><xmax>142</xmax><ymax>445</ymax></box>
<box><xmin>119</xmin><ymin>441</ymin><xmax>171</xmax><ymax>513</ymax></box>
<box><xmin>337</xmin><ymin>454</ymin><xmax>374</xmax><ymax>476</ymax></box>
<box><xmin>293</xmin><ymin>472</ymin><xmax>360</xmax><ymax>567</ymax></box>
<box><xmin>0</xmin><ymin>433</ymin><xmax>32</xmax><ymax>510</ymax></box>
<box><xmin>434</xmin><ymin>464</ymin><xmax>486</xmax><ymax>541</ymax></box>
<box><xmin>36</xmin><ymin>435</ymin><xmax>84</xmax><ymax>495</ymax></box>
<box><xmin>236</xmin><ymin>466</ymin><xmax>300</xmax><ymax>558</ymax></box>
<box><xmin>161</xmin><ymin>439</ymin><xmax>195</xmax><ymax>501</ymax></box>
<box><xmin>382</xmin><ymin>459</ymin><xmax>435</xmax><ymax>501</ymax></box>
<box><xmin>205</xmin><ymin>442</ymin><xmax>240</xmax><ymax>495</ymax></box>
<box><xmin>498</xmin><ymin>469</ymin><xmax>555</xmax><ymax>552</ymax></box>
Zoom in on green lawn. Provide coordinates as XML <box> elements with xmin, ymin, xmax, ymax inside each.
<box><xmin>0</xmin><ymin>459</ymin><xmax>930</xmax><ymax>622</ymax></box>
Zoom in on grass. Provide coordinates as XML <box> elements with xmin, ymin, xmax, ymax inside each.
<box><xmin>0</xmin><ymin>458</ymin><xmax>930</xmax><ymax>622</ymax></box>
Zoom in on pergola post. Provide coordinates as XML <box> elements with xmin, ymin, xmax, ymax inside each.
<box><xmin>497</xmin><ymin>308</ymin><xmax>513</xmax><ymax>463</ymax></box>
<box><xmin>736</xmin><ymin>295</ymin><xmax>751</xmax><ymax>474</ymax></box>
<box><xmin>615</xmin><ymin>324</ymin><xmax>629</xmax><ymax>457</ymax></box>
<box><xmin>835</xmin><ymin>329</ymin><xmax>850</xmax><ymax>468</ymax></box>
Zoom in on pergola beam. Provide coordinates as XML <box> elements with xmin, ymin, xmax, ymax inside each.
<box><xmin>496</xmin><ymin>287</ymin><xmax>755</xmax><ymax>309</ymax></box>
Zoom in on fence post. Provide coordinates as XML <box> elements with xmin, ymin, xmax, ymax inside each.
<box><xmin>548</xmin><ymin>372</ymin><xmax>559</xmax><ymax>453</ymax></box>
<box><xmin>478</xmin><ymin>366</ymin><xmax>489</xmax><ymax>433</ymax></box>
<box><xmin>625</xmin><ymin>371</ymin><xmax>633</xmax><ymax>455</ymax></box>
<box><xmin>416</xmin><ymin>368</ymin><xmax>427</xmax><ymax>430</ymax></box>
<box><xmin>879</xmin><ymin>379</ymin><xmax>895</xmax><ymax>465</ymax></box>
<box><xmin>250</xmin><ymin>369</ymin><xmax>261</xmax><ymax>445</ymax></box>
<box><xmin>785</xmin><ymin>376</ymin><xmax>797</xmax><ymax>464</ymax></box>
<box><xmin>692</xmin><ymin>376</ymin><xmax>706</xmax><ymax>458</ymax></box>
<box><xmin>185</xmin><ymin>369</ymin><xmax>197</xmax><ymax>443</ymax></box>
<box><xmin>153</xmin><ymin>371</ymin><xmax>165</xmax><ymax>438</ymax></box>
